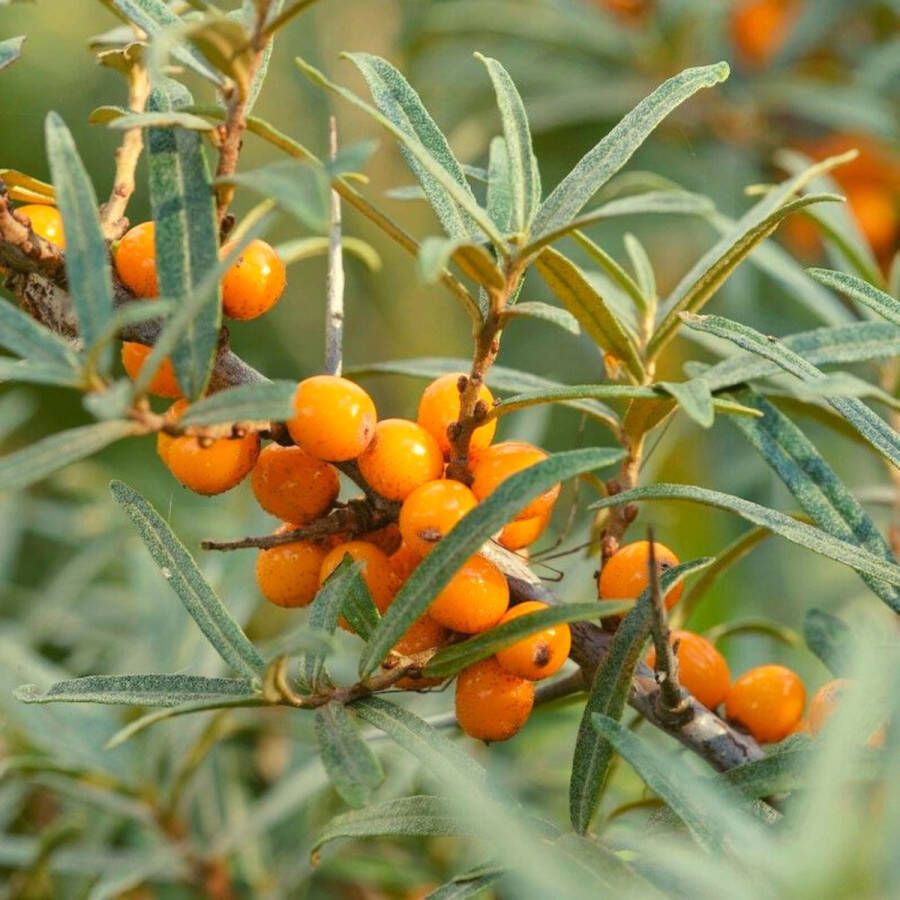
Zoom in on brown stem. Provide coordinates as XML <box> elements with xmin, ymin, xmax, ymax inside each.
<box><xmin>600</xmin><ymin>439</ymin><xmax>642</xmax><ymax>562</ymax></box>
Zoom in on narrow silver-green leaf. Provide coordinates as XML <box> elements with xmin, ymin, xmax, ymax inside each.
<box><xmin>804</xmin><ymin>609</ymin><xmax>854</xmax><ymax>676</ymax></box>
<box><xmin>571</xmin><ymin>231</ymin><xmax>646</xmax><ymax>311</ymax></box>
<box><xmin>570</xmin><ymin>560</ymin><xmax>710</xmax><ymax>833</ymax></box>
<box><xmin>476</xmin><ymin>53</ymin><xmax>540</xmax><ymax>233</ymax></box>
<box><xmin>808</xmin><ymin>268</ymin><xmax>900</xmax><ymax>326</ymax></box>
<box><xmin>426</xmin><ymin>868</ymin><xmax>504</xmax><ymax>900</ymax></box>
<box><xmin>107</xmin><ymin>110</ymin><xmax>214</xmax><ymax>131</ymax></box>
<box><xmin>424</xmin><ymin>600</ymin><xmax>632</xmax><ymax>679</ymax></box>
<box><xmin>0</xmin><ymin>422</ymin><xmax>135</xmax><ymax>492</ymax></box>
<box><xmin>624</xmin><ymin>233</ymin><xmax>656</xmax><ymax>305</ymax></box>
<box><xmin>0</xmin><ymin>359</ymin><xmax>83</xmax><ymax>389</ymax></box>
<box><xmin>503</xmin><ymin>301</ymin><xmax>581</xmax><ymax>335</ymax></box>
<box><xmin>110</xmin><ymin>480</ymin><xmax>265</xmax><ymax>677</ymax></box>
<box><xmin>658</xmin><ymin>379</ymin><xmax>715</xmax><ymax>428</ymax></box>
<box><xmin>535</xmin><ymin>247</ymin><xmax>645</xmax><ymax>383</ymax></box>
<box><xmin>418</xmin><ymin>237</ymin><xmax>504</xmax><ymax>290</ymax></box>
<box><xmin>340</xmin><ymin>579</ymin><xmax>380</xmax><ymax>642</ymax></box>
<box><xmin>45</xmin><ymin>113</ymin><xmax>116</xmax><ymax>372</ymax></box>
<box><xmin>147</xmin><ymin>79</ymin><xmax>221</xmax><ymax>398</ymax></box>
<box><xmin>359</xmin><ymin>448</ymin><xmax>625</xmax><ymax>678</ymax></box>
<box><xmin>315</xmin><ymin>702</ymin><xmax>384</xmax><ymax>808</ymax></box>
<box><xmin>0</xmin><ymin>301</ymin><xmax>80</xmax><ymax>369</ymax></box>
<box><xmin>590</xmin><ymin>484</ymin><xmax>900</xmax><ymax>586</ymax></box>
<box><xmin>0</xmin><ymin>35</ymin><xmax>24</xmax><ymax>72</ymax></box>
<box><xmin>16</xmin><ymin>674</ymin><xmax>256</xmax><ymax>707</ymax></box>
<box><xmin>179</xmin><ymin>381</ymin><xmax>297</xmax><ymax>426</ymax></box>
<box><xmin>532</xmin><ymin>63</ymin><xmax>729</xmax><ymax>238</ymax></box>
<box><xmin>486</xmin><ymin>136</ymin><xmax>513</xmax><ymax>233</ymax></box>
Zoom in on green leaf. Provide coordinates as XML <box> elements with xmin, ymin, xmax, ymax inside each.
<box><xmin>16</xmin><ymin>674</ymin><xmax>256</xmax><ymax>707</ymax></box>
<box><xmin>147</xmin><ymin>79</ymin><xmax>221</xmax><ymax>399</ymax></box>
<box><xmin>240</xmin><ymin>0</ymin><xmax>284</xmax><ymax>114</ymax></box>
<box><xmin>803</xmin><ymin>609</ymin><xmax>854</xmax><ymax>676</ymax></box>
<box><xmin>569</xmin><ymin>560</ymin><xmax>710</xmax><ymax>833</ymax></box>
<box><xmin>682</xmin><ymin>313</ymin><xmax>900</xmax><ymax>468</ymax></box>
<box><xmin>185</xmin><ymin>14</ymin><xmax>255</xmax><ymax>99</ymax></box>
<box><xmin>178</xmin><ymin>381</ymin><xmax>297</xmax><ymax>426</ymax></box>
<box><xmin>535</xmin><ymin>248</ymin><xmax>645</xmax><ymax>383</ymax></box>
<box><xmin>418</xmin><ymin>237</ymin><xmax>504</xmax><ymax>290</ymax></box>
<box><xmin>808</xmin><ymin>269</ymin><xmax>900</xmax><ymax>326</ymax></box>
<box><xmin>312</xmin><ymin>795</ymin><xmax>468</xmax><ymax>853</ymax></box>
<box><xmin>0</xmin><ymin>35</ymin><xmax>24</xmax><ymax>72</ymax></box>
<box><xmin>657</xmin><ymin>379</ymin><xmax>714</xmax><ymax>428</ymax></box>
<box><xmin>729</xmin><ymin>390</ymin><xmax>898</xmax><ymax>611</ymax></box>
<box><xmin>107</xmin><ymin>110</ymin><xmax>215</xmax><ymax>131</ymax></box>
<box><xmin>502</xmin><ymin>301</ymin><xmax>581</xmax><ymax>335</ymax></box>
<box><xmin>110</xmin><ymin>481</ymin><xmax>266</xmax><ymax>678</ymax></box>
<box><xmin>315</xmin><ymin>702</ymin><xmax>384</xmax><ymax>808</ymax></box>
<box><xmin>276</xmin><ymin>235</ymin><xmax>382</xmax><ymax>271</ymax></box>
<box><xmin>486</xmin><ymin>136</ymin><xmax>513</xmax><ymax>232</ymax></box>
<box><xmin>298</xmin><ymin>56</ymin><xmax>503</xmax><ymax>248</ymax></box>
<box><xmin>426</xmin><ymin>868</ymin><xmax>504</xmax><ymax>900</ymax></box>
<box><xmin>0</xmin><ymin>422</ymin><xmax>135</xmax><ymax>493</ymax></box>
<box><xmin>0</xmin><ymin>300</ymin><xmax>80</xmax><ymax>369</ymax></box>
<box><xmin>532</xmin><ymin>63</ymin><xmax>729</xmax><ymax>238</ymax></box>
<box><xmin>45</xmin><ymin>113</ymin><xmax>116</xmax><ymax>373</ymax></box>
<box><xmin>0</xmin><ymin>359</ymin><xmax>83</xmax><ymax>389</ymax></box>
<box><xmin>721</xmin><ymin>741</ymin><xmax>816</xmax><ymax>797</ymax></box>
<box><xmin>424</xmin><ymin>600</ymin><xmax>632</xmax><ymax>679</ymax></box>
<box><xmin>624</xmin><ymin>233</ymin><xmax>656</xmax><ymax>304</ymax></box>
<box><xmin>358</xmin><ymin>448</ymin><xmax>625</xmax><ymax>678</ymax></box>
<box><xmin>570</xmin><ymin>231</ymin><xmax>646</xmax><ymax>311</ymax></box>
<box><xmin>340</xmin><ymin>579</ymin><xmax>380</xmax><ymax>643</ymax></box>
<box><xmin>590</xmin><ymin>484</ymin><xmax>900</xmax><ymax>586</ymax></box>
<box><xmin>475</xmin><ymin>54</ymin><xmax>540</xmax><ymax>233</ymax></box>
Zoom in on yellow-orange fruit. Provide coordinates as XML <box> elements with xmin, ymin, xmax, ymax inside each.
<box><xmin>725</xmin><ymin>664</ymin><xmax>806</xmax><ymax>743</ymax></box>
<box><xmin>250</xmin><ymin>443</ymin><xmax>339</xmax><ymax>524</ymax></box>
<box><xmin>357</xmin><ymin>418</ymin><xmax>444</xmax><ymax>501</ymax></box>
<box><xmin>389</xmin><ymin>542</ymin><xmax>421</xmax><ymax>584</ymax></box>
<box><xmin>495</xmin><ymin>601</ymin><xmax>570</xmax><ymax>681</ymax></box>
<box><xmin>393</xmin><ymin>614</ymin><xmax>449</xmax><ymax>690</ymax></box>
<box><xmin>220</xmin><ymin>239</ymin><xmax>286</xmax><ymax>320</ymax></box>
<box><xmin>498</xmin><ymin>511</ymin><xmax>550</xmax><ymax>551</ymax></box>
<box><xmin>598</xmin><ymin>540</ymin><xmax>682</xmax><ymax>609</ymax></box>
<box><xmin>115</xmin><ymin>221</ymin><xmax>158</xmax><ymax>298</ymax></box>
<box><xmin>455</xmin><ymin>657</ymin><xmax>534</xmax><ymax>742</ymax></box>
<box><xmin>398</xmin><ymin>479</ymin><xmax>478</xmax><ymax>557</ymax></box>
<box><xmin>808</xmin><ymin>678</ymin><xmax>849</xmax><ymax>735</ymax></box>
<box><xmin>319</xmin><ymin>541</ymin><xmax>398</xmax><ymax>614</ymax></box>
<box><xmin>287</xmin><ymin>375</ymin><xmax>377</xmax><ymax>462</ymax></box>
<box><xmin>428</xmin><ymin>555</ymin><xmax>509</xmax><ymax>634</ymax></box>
<box><xmin>847</xmin><ymin>185</ymin><xmax>898</xmax><ymax>259</ymax></box>
<box><xmin>121</xmin><ymin>341</ymin><xmax>182</xmax><ymax>399</ymax></box>
<box><xmin>256</xmin><ymin>528</ymin><xmax>328</xmax><ymax>608</ymax></box>
<box><xmin>730</xmin><ymin>0</ymin><xmax>796</xmax><ymax>68</ymax></box>
<box><xmin>646</xmin><ymin>630</ymin><xmax>730</xmax><ymax>710</ymax></box>
<box><xmin>17</xmin><ymin>204</ymin><xmax>65</xmax><ymax>248</ymax></box>
<box><xmin>417</xmin><ymin>372</ymin><xmax>496</xmax><ymax>457</ymax></box>
<box><xmin>470</xmin><ymin>441</ymin><xmax>559</xmax><ymax>521</ymax></box>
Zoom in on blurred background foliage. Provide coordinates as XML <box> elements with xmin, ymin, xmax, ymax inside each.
<box><xmin>0</xmin><ymin>0</ymin><xmax>898</xmax><ymax>896</ymax></box>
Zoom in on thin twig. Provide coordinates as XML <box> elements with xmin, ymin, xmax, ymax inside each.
<box><xmin>325</xmin><ymin>116</ymin><xmax>344</xmax><ymax>376</ymax></box>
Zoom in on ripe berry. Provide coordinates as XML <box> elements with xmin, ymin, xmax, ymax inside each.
<box><xmin>157</xmin><ymin>400</ymin><xmax>260</xmax><ymax>496</ymax></box>
<box><xmin>256</xmin><ymin>527</ymin><xmax>328</xmax><ymax>608</ymax></box>
<box><xmin>115</xmin><ymin>221</ymin><xmax>158</xmax><ymax>298</ymax></box>
<box><xmin>17</xmin><ymin>204</ymin><xmax>65</xmax><ymax>248</ymax></box>
<box><xmin>389</xmin><ymin>541</ymin><xmax>420</xmax><ymax>584</ymax></box>
<box><xmin>417</xmin><ymin>372</ymin><xmax>496</xmax><ymax>457</ymax></box>
<box><xmin>455</xmin><ymin>657</ymin><xmax>534</xmax><ymax>742</ymax></box>
<box><xmin>319</xmin><ymin>541</ymin><xmax>398</xmax><ymax>615</ymax></box>
<box><xmin>498</xmin><ymin>511</ymin><xmax>549</xmax><ymax>551</ymax></box>
<box><xmin>808</xmin><ymin>678</ymin><xmax>849</xmax><ymax>735</ymax></box>
<box><xmin>287</xmin><ymin>375</ymin><xmax>377</xmax><ymax>462</ymax></box>
<box><xmin>121</xmin><ymin>342</ymin><xmax>181</xmax><ymax>398</ymax></box>
<box><xmin>428</xmin><ymin>555</ymin><xmax>509</xmax><ymax>634</ymax></box>
<box><xmin>730</xmin><ymin>0</ymin><xmax>795</xmax><ymax>68</ymax></box>
<box><xmin>357</xmin><ymin>418</ymin><xmax>444</xmax><ymax>501</ymax></box>
<box><xmin>646</xmin><ymin>630</ymin><xmax>730</xmax><ymax>710</ymax></box>
<box><xmin>399</xmin><ymin>479</ymin><xmax>478</xmax><ymax>557</ymax></box>
<box><xmin>393</xmin><ymin>614</ymin><xmax>449</xmax><ymax>690</ymax></box>
<box><xmin>470</xmin><ymin>441</ymin><xmax>559</xmax><ymax>521</ymax></box>
<box><xmin>495</xmin><ymin>601</ymin><xmax>571</xmax><ymax>681</ymax></box>
<box><xmin>220</xmin><ymin>239</ymin><xmax>286</xmax><ymax>320</ymax></box>
<box><xmin>847</xmin><ymin>185</ymin><xmax>898</xmax><ymax>259</ymax></box>
<box><xmin>598</xmin><ymin>540</ymin><xmax>682</xmax><ymax>609</ymax></box>
<box><xmin>250</xmin><ymin>443</ymin><xmax>339</xmax><ymax>524</ymax></box>
<box><xmin>725</xmin><ymin>664</ymin><xmax>806</xmax><ymax>743</ymax></box>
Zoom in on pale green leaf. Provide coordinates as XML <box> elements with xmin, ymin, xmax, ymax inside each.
<box><xmin>179</xmin><ymin>381</ymin><xmax>297</xmax><ymax>426</ymax></box>
<box><xmin>503</xmin><ymin>301</ymin><xmax>581</xmax><ymax>335</ymax></box>
<box><xmin>315</xmin><ymin>702</ymin><xmax>384</xmax><ymax>808</ymax></box>
<box><xmin>0</xmin><ymin>300</ymin><xmax>80</xmax><ymax>369</ymax></box>
<box><xmin>418</xmin><ymin>237</ymin><xmax>504</xmax><ymax>290</ymax></box>
<box><xmin>808</xmin><ymin>268</ymin><xmax>900</xmax><ymax>326</ymax></box>
<box><xmin>0</xmin><ymin>35</ymin><xmax>24</xmax><ymax>71</ymax></box>
<box><xmin>486</xmin><ymin>136</ymin><xmax>513</xmax><ymax>232</ymax></box>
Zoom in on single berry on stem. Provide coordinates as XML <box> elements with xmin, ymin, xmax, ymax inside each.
<box><xmin>599</xmin><ymin>540</ymin><xmax>682</xmax><ymax>609</ymax></box>
<box><xmin>398</xmin><ymin>479</ymin><xmax>478</xmax><ymax>557</ymax></box>
<box><xmin>115</xmin><ymin>221</ymin><xmax>158</xmax><ymax>298</ymax></box>
<box><xmin>357</xmin><ymin>418</ymin><xmax>444</xmax><ymax>501</ymax></box>
<box><xmin>428</xmin><ymin>554</ymin><xmax>509</xmax><ymax>634</ymax></box>
<box><xmin>17</xmin><ymin>204</ymin><xmax>65</xmax><ymax>248</ymax></box>
<box><xmin>495</xmin><ymin>600</ymin><xmax>571</xmax><ymax>681</ymax></box>
<box><xmin>220</xmin><ymin>238</ymin><xmax>287</xmax><ymax>320</ymax></box>
<box><xmin>646</xmin><ymin>630</ymin><xmax>730</xmax><ymax>710</ymax></box>
<box><xmin>251</xmin><ymin>443</ymin><xmax>339</xmax><ymax>524</ymax></box>
<box><xmin>455</xmin><ymin>657</ymin><xmax>534</xmax><ymax>742</ymax></box>
<box><xmin>725</xmin><ymin>663</ymin><xmax>805</xmax><ymax>743</ymax></box>
<box><xmin>417</xmin><ymin>372</ymin><xmax>496</xmax><ymax>457</ymax></box>
<box><xmin>256</xmin><ymin>526</ymin><xmax>328</xmax><ymax>608</ymax></box>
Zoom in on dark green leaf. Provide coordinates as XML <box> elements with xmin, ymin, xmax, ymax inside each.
<box><xmin>110</xmin><ymin>481</ymin><xmax>265</xmax><ymax>677</ymax></box>
<box><xmin>803</xmin><ymin>609</ymin><xmax>854</xmax><ymax>676</ymax></box>
<box><xmin>419</xmin><ymin>237</ymin><xmax>504</xmax><ymax>290</ymax></box>
<box><xmin>0</xmin><ymin>35</ymin><xmax>24</xmax><ymax>72</ymax></box>
<box><xmin>359</xmin><ymin>448</ymin><xmax>625</xmax><ymax>677</ymax></box>
<box><xmin>0</xmin><ymin>301</ymin><xmax>80</xmax><ymax>369</ymax></box>
<box><xmin>45</xmin><ymin>113</ymin><xmax>116</xmax><ymax>373</ymax></box>
<box><xmin>808</xmin><ymin>269</ymin><xmax>900</xmax><ymax>326</ymax></box>
<box><xmin>316</xmin><ymin>702</ymin><xmax>384</xmax><ymax>808</ymax></box>
<box><xmin>178</xmin><ymin>381</ymin><xmax>297</xmax><ymax>426</ymax></box>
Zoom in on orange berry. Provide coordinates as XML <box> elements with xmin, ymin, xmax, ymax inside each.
<box><xmin>598</xmin><ymin>540</ymin><xmax>682</xmax><ymax>609</ymax></box>
<box><xmin>115</xmin><ymin>221</ymin><xmax>158</xmax><ymax>298</ymax></box>
<box><xmin>470</xmin><ymin>441</ymin><xmax>559</xmax><ymax>521</ymax></box>
<box><xmin>121</xmin><ymin>341</ymin><xmax>182</xmax><ymax>398</ymax></box>
<box><xmin>428</xmin><ymin>555</ymin><xmax>509</xmax><ymax>634</ymax></box>
<box><xmin>389</xmin><ymin>541</ymin><xmax>421</xmax><ymax>584</ymax></box>
<box><xmin>393</xmin><ymin>614</ymin><xmax>449</xmax><ymax>690</ymax></box>
<box><xmin>455</xmin><ymin>657</ymin><xmax>534</xmax><ymax>742</ymax></box>
<box><xmin>358</xmin><ymin>418</ymin><xmax>444</xmax><ymax>501</ymax></box>
<box><xmin>319</xmin><ymin>541</ymin><xmax>398</xmax><ymax>615</ymax></box>
<box><xmin>156</xmin><ymin>400</ymin><xmax>260</xmax><ymax>495</ymax></box>
<box><xmin>417</xmin><ymin>373</ymin><xmax>496</xmax><ymax>457</ymax></box>
<box><xmin>808</xmin><ymin>678</ymin><xmax>849</xmax><ymax>735</ymax></box>
<box><xmin>17</xmin><ymin>204</ymin><xmax>65</xmax><ymax>248</ymax></box>
<box><xmin>847</xmin><ymin>185</ymin><xmax>898</xmax><ymax>259</ymax></box>
<box><xmin>495</xmin><ymin>601</ymin><xmax>570</xmax><ymax>681</ymax></box>
<box><xmin>725</xmin><ymin>664</ymin><xmax>806</xmax><ymax>743</ymax></box>
<box><xmin>399</xmin><ymin>479</ymin><xmax>478</xmax><ymax>557</ymax></box>
<box><xmin>220</xmin><ymin>239</ymin><xmax>286</xmax><ymax>320</ymax></box>
<box><xmin>596</xmin><ymin>0</ymin><xmax>647</xmax><ymax>21</ymax></box>
<box><xmin>646</xmin><ymin>630</ymin><xmax>730</xmax><ymax>710</ymax></box>
<box><xmin>256</xmin><ymin>527</ymin><xmax>328</xmax><ymax>608</ymax></box>
<box><xmin>287</xmin><ymin>375</ymin><xmax>377</xmax><ymax>462</ymax></box>
<box><xmin>250</xmin><ymin>443</ymin><xmax>339</xmax><ymax>524</ymax></box>
<box><xmin>730</xmin><ymin>0</ymin><xmax>796</xmax><ymax>68</ymax></box>
<box><xmin>498</xmin><ymin>510</ymin><xmax>550</xmax><ymax>551</ymax></box>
